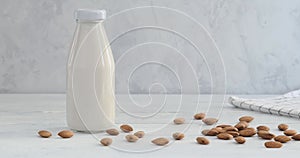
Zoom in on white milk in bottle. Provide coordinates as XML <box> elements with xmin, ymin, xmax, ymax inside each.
<box><xmin>67</xmin><ymin>9</ymin><xmax>115</xmax><ymax>132</ymax></box>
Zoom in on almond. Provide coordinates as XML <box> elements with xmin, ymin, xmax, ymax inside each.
<box><xmin>274</xmin><ymin>135</ymin><xmax>291</xmax><ymax>143</ymax></box>
<box><xmin>239</xmin><ymin>116</ymin><xmax>254</xmax><ymax>123</ymax></box>
<box><xmin>235</xmin><ymin>136</ymin><xmax>246</xmax><ymax>144</ymax></box>
<box><xmin>216</xmin><ymin>124</ymin><xmax>233</xmax><ymax>128</ymax></box>
<box><xmin>196</xmin><ymin>137</ymin><xmax>210</xmax><ymax>145</ymax></box>
<box><xmin>202</xmin><ymin>118</ymin><xmax>218</xmax><ymax>125</ymax></box>
<box><xmin>239</xmin><ymin>128</ymin><xmax>256</xmax><ymax>137</ymax></box>
<box><xmin>234</xmin><ymin>121</ymin><xmax>249</xmax><ymax>130</ymax></box>
<box><xmin>264</xmin><ymin>141</ymin><xmax>282</xmax><ymax>148</ymax></box>
<box><xmin>206</xmin><ymin>129</ymin><xmax>219</xmax><ymax>136</ymax></box>
<box><xmin>194</xmin><ymin>113</ymin><xmax>206</xmax><ymax>120</ymax></box>
<box><xmin>223</xmin><ymin>126</ymin><xmax>238</xmax><ymax>132</ymax></box>
<box><xmin>125</xmin><ymin>134</ymin><xmax>139</xmax><ymax>142</ymax></box>
<box><xmin>100</xmin><ymin>138</ymin><xmax>112</xmax><ymax>146</ymax></box>
<box><xmin>152</xmin><ymin>137</ymin><xmax>169</xmax><ymax>146</ymax></box>
<box><xmin>256</xmin><ymin>125</ymin><xmax>270</xmax><ymax>131</ymax></box>
<box><xmin>201</xmin><ymin>129</ymin><xmax>210</xmax><ymax>136</ymax></box>
<box><xmin>211</xmin><ymin>127</ymin><xmax>225</xmax><ymax>133</ymax></box>
<box><xmin>38</xmin><ymin>130</ymin><xmax>52</xmax><ymax>138</ymax></box>
<box><xmin>278</xmin><ymin>124</ymin><xmax>289</xmax><ymax>131</ymax></box>
<box><xmin>292</xmin><ymin>134</ymin><xmax>300</xmax><ymax>140</ymax></box>
<box><xmin>284</xmin><ymin>129</ymin><xmax>297</xmax><ymax>136</ymax></box>
<box><xmin>257</xmin><ymin>130</ymin><xmax>269</xmax><ymax>137</ymax></box>
<box><xmin>106</xmin><ymin>128</ymin><xmax>119</xmax><ymax>136</ymax></box>
<box><xmin>58</xmin><ymin>130</ymin><xmax>73</xmax><ymax>138</ymax></box>
<box><xmin>134</xmin><ymin>131</ymin><xmax>145</xmax><ymax>138</ymax></box>
<box><xmin>172</xmin><ymin>132</ymin><xmax>185</xmax><ymax>140</ymax></box>
<box><xmin>259</xmin><ymin>132</ymin><xmax>275</xmax><ymax>140</ymax></box>
<box><xmin>226</xmin><ymin>131</ymin><xmax>240</xmax><ymax>137</ymax></box>
<box><xmin>174</xmin><ymin>118</ymin><xmax>185</xmax><ymax>124</ymax></box>
<box><xmin>120</xmin><ymin>124</ymin><xmax>133</xmax><ymax>132</ymax></box>
<box><xmin>217</xmin><ymin>133</ymin><xmax>233</xmax><ymax>140</ymax></box>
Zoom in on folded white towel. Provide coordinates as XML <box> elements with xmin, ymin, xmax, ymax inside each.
<box><xmin>229</xmin><ymin>90</ymin><xmax>300</xmax><ymax>119</ymax></box>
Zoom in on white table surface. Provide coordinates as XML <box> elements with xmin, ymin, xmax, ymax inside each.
<box><xmin>1</xmin><ymin>94</ymin><xmax>300</xmax><ymax>158</ymax></box>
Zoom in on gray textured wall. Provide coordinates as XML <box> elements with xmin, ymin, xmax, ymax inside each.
<box><xmin>1</xmin><ymin>0</ymin><xmax>300</xmax><ymax>94</ymax></box>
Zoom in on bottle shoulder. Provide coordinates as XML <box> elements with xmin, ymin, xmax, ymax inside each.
<box><xmin>67</xmin><ymin>22</ymin><xmax>114</xmax><ymax>66</ymax></box>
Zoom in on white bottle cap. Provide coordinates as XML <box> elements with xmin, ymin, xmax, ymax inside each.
<box><xmin>75</xmin><ymin>9</ymin><xmax>106</xmax><ymax>21</ymax></box>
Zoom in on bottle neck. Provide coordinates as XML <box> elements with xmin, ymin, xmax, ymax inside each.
<box><xmin>75</xmin><ymin>19</ymin><xmax>105</xmax><ymax>41</ymax></box>
<box><xmin>75</xmin><ymin>19</ymin><xmax>103</xmax><ymax>33</ymax></box>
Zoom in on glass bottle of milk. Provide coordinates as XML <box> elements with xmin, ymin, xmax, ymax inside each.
<box><xmin>67</xmin><ymin>9</ymin><xmax>115</xmax><ymax>132</ymax></box>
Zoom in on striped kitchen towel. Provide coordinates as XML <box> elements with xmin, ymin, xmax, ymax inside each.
<box><xmin>229</xmin><ymin>89</ymin><xmax>300</xmax><ymax>119</ymax></box>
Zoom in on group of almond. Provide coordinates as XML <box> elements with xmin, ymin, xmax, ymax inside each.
<box><xmin>194</xmin><ymin>114</ymin><xmax>300</xmax><ymax>148</ymax></box>
<box><xmin>99</xmin><ymin>113</ymin><xmax>300</xmax><ymax>148</ymax></box>
<box><xmin>38</xmin><ymin>113</ymin><xmax>300</xmax><ymax>148</ymax></box>
<box><xmin>101</xmin><ymin>125</ymin><xmax>146</xmax><ymax>146</ymax></box>
<box><xmin>100</xmin><ymin>124</ymin><xmax>191</xmax><ymax>146</ymax></box>
<box><xmin>38</xmin><ymin>130</ymin><xmax>74</xmax><ymax>139</ymax></box>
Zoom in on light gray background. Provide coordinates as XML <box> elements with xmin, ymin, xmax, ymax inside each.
<box><xmin>1</xmin><ymin>0</ymin><xmax>300</xmax><ymax>94</ymax></box>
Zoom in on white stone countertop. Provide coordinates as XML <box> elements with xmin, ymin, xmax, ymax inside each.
<box><xmin>1</xmin><ymin>94</ymin><xmax>300</xmax><ymax>158</ymax></box>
